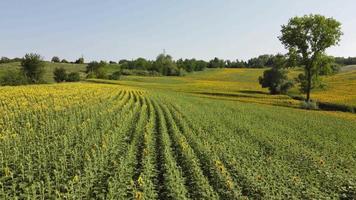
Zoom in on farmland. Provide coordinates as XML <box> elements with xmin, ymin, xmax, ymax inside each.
<box><xmin>0</xmin><ymin>81</ymin><xmax>355</xmax><ymax>199</ymax></box>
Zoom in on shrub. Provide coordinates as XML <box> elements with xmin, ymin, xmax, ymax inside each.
<box><xmin>51</xmin><ymin>56</ymin><xmax>60</xmax><ymax>63</ymax></box>
<box><xmin>61</xmin><ymin>59</ymin><xmax>69</xmax><ymax>63</ymax></box>
<box><xmin>300</xmin><ymin>100</ymin><xmax>318</xmax><ymax>110</ymax></box>
<box><xmin>0</xmin><ymin>70</ymin><xmax>28</xmax><ymax>86</ymax></box>
<box><xmin>66</xmin><ymin>72</ymin><xmax>80</xmax><ymax>82</ymax></box>
<box><xmin>53</xmin><ymin>67</ymin><xmax>68</xmax><ymax>83</ymax></box>
<box><xmin>21</xmin><ymin>53</ymin><xmax>45</xmax><ymax>84</ymax></box>
<box><xmin>259</xmin><ymin>67</ymin><xmax>293</xmax><ymax>94</ymax></box>
<box><xmin>109</xmin><ymin>71</ymin><xmax>121</xmax><ymax>80</ymax></box>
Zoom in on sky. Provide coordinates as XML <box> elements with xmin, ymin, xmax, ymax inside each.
<box><xmin>0</xmin><ymin>0</ymin><xmax>355</xmax><ymax>62</ymax></box>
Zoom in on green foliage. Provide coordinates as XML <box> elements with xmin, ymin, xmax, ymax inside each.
<box><xmin>259</xmin><ymin>55</ymin><xmax>293</xmax><ymax>94</ymax></box>
<box><xmin>51</xmin><ymin>56</ymin><xmax>60</xmax><ymax>63</ymax></box>
<box><xmin>54</xmin><ymin>68</ymin><xmax>80</xmax><ymax>82</ymax></box>
<box><xmin>66</xmin><ymin>72</ymin><xmax>80</xmax><ymax>82</ymax></box>
<box><xmin>334</xmin><ymin>57</ymin><xmax>356</xmax><ymax>66</ymax></box>
<box><xmin>86</xmin><ymin>61</ymin><xmax>108</xmax><ymax>79</ymax></box>
<box><xmin>109</xmin><ymin>71</ymin><xmax>122</xmax><ymax>80</ymax></box>
<box><xmin>259</xmin><ymin>69</ymin><xmax>293</xmax><ymax>95</ymax></box>
<box><xmin>53</xmin><ymin>67</ymin><xmax>68</xmax><ymax>82</ymax></box>
<box><xmin>317</xmin><ymin>55</ymin><xmax>340</xmax><ymax>75</ymax></box>
<box><xmin>176</xmin><ymin>58</ymin><xmax>207</xmax><ymax>72</ymax></box>
<box><xmin>153</xmin><ymin>54</ymin><xmax>180</xmax><ymax>76</ymax></box>
<box><xmin>75</xmin><ymin>57</ymin><xmax>84</xmax><ymax>64</ymax></box>
<box><xmin>61</xmin><ymin>59</ymin><xmax>69</xmax><ymax>63</ymax></box>
<box><xmin>0</xmin><ymin>57</ymin><xmax>22</xmax><ymax>64</ymax></box>
<box><xmin>21</xmin><ymin>53</ymin><xmax>46</xmax><ymax>84</ymax></box>
<box><xmin>208</xmin><ymin>57</ymin><xmax>225</xmax><ymax>68</ymax></box>
<box><xmin>0</xmin><ymin>70</ymin><xmax>28</xmax><ymax>86</ymax></box>
<box><xmin>279</xmin><ymin>14</ymin><xmax>342</xmax><ymax>101</ymax></box>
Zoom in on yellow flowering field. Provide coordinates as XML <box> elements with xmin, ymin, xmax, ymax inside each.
<box><xmin>0</xmin><ymin>81</ymin><xmax>355</xmax><ymax>199</ymax></box>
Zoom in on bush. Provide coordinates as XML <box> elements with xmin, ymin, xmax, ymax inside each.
<box><xmin>61</xmin><ymin>59</ymin><xmax>69</xmax><ymax>63</ymax></box>
<box><xmin>66</xmin><ymin>72</ymin><xmax>80</xmax><ymax>82</ymax></box>
<box><xmin>21</xmin><ymin>53</ymin><xmax>45</xmax><ymax>84</ymax></box>
<box><xmin>0</xmin><ymin>70</ymin><xmax>28</xmax><ymax>86</ymax></box>
<box><xmin>51</xmin><ymin>56</ymin><xmax>60</xmax><ymax>63</ymax></box>
<box><xmin>109</xmin><ymin>71</ymin><xmax>121</xmax><ymax>80</ymax></box>
<box><xmin>259</xmin><ymin>67</ymin><xmax>293</xmax><ymax>94</ymax></box>
<box><xmin>53</xmin><ymin>67</ymin><xmax>68</xmax><ymax>83</ymax></box>
<box><xmin>300</xmin><ymin>100</ymin><xmax>318</xmax><ymax>110</ymax></box>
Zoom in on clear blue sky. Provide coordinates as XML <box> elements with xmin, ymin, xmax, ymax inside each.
<box><xmin>0</xmin><ymin>0</ymin><xmax>355</xmax><ymax>62</ymax></box>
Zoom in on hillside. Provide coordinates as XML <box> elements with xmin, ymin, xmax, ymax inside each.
<box><xmin>95</xmin><ymin>66</ymin><xmax>356</xmax><ymax>109</ymax></box>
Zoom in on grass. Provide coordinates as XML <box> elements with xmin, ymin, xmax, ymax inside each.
<box><xmin>0</xmin><ymin>82</ymin><xmax>355</xmax><ymax>199</ymax></box>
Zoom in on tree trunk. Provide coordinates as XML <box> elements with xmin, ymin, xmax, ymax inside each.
<box><xmin>306</xmin><ymin>65</ymin><xmax>312</xmax><ymax>102</ymax></box>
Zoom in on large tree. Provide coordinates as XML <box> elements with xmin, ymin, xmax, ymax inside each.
<box><xmin>279</xmin><ymin>14</ymin><xmax>342</xmax><ymax>101</ymax></box>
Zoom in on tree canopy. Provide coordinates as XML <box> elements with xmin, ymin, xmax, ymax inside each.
<box><xmin>279</xmin><ymin>14</ymin><xmax>342</xmax><ymax>101</ymax></box>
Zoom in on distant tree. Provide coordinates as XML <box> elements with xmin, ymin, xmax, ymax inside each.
<box><xmin>195</xmin><ymin>60</ymin><xmax>208</xmax><ymax>71</ymax></box>
<box><xmin>51</xmin><ymin>56</ymin><xmax>60</xmax><ymax>63</ymax></box>
<box><xmin>0</xmin><ymin>70</ymin><xmax>28</xmax><ymax>86</ymax></box>
<box><xmin>109</xmin><ymin>71</ymin><xmax>122</xmax><ymax>80</ymax></box>
<box><xmin>86</xmin><ymin>61</ymin><xmax>107</xmax><ymax>78</ymax></box>
<box><xmin>153</xmin><ymin>54</ymin><xmax>179</xmax><ymax>75</ymax></box>
<box><xmin>66</xmin><ymin>72</ymin><xmax>80</xmax><ymax>82</ymax></box>
<box><xmin>119</xmin><ymin>59</ymin><xmax>129</xmax><ymax>64</ymax></box>
<box><xmin>279</xmin><ymin>14</ymin><xmax>342</xmax><ymax>101</ymax></box>
<box><xmin>208</xmin><ymin>57</ymin><xmax>225</xmax><ymax>68</ymax></box>
<box><xmin>258</xmin><ymin>55</ymin><xmax>293</xmax><ymax>94</ymax></box>
<box><xmin>53</xmin><ymin>67</ymin><xmax>68</xmax><ymax>83</ymax></box>
<box><xmin>21</xmin><ymin>53</ymin><xmax>45</xmax><ymax>84</ymax></box>
<box><xmin>61</xmin><ymin>59</ymin><xmax>69</xmax><ymax>63</ymax></box>
<box><xmin>75</xmin><ymin>57</ymin><xmax>84</xmax><ymax>64</ymax></box>
<box><xmin>109</xmin><ymin>61</ymin><xmax>117</xmax><ymax>64</ymax></box>
<box><xmin>0</xmin><ymin>57</ymin><xmax>10</xmax><ymax>64</ymax></box>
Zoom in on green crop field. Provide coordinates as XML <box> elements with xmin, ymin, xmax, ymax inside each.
<box><xmin>1</xmin><ymin>66</ymin><xmax>355</xmax><ymax>199</ymax></box>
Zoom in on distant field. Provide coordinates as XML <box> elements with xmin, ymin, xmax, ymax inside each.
<box><xmin>0</xmin><ymin>83</ymin><xmax>355</xmax><ymax>199</ymax></box>
<box><xmin>108</xmin><ymin>66</ymin><xmax>356</xmax><ymax>108</ymax></box>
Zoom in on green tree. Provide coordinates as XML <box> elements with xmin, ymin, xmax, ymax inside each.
<box><xmin>86</xmin><ymin>61</ymin><xmax>107</xmax><ymax>78</ymax></box>
<box><xmin>51</xmin><ymin>56</ymin><xmax>60</xmax><ymax>63</ymax></box>
<box><xmin>258</xmin><ymin>55</ymin><xmax>293</xmax><ymax>94</ymax></box>
<box><xmin>279</xmin><ymin>14</ymin><xmax>342</xmax><ymax>101</ymax></box>
<box><xmin>75</xmin><ymin>57</ymin><xmax>84</xmax><ymax>64</ymax></box>
<box><xmin>153</xmin><ymin>54</ymin><xmax>179</xmax><ymax>75</ymax></box>
<box><xmin>208</xmin><ymin>57</ymin><xmax>225</xmax><ymax>68</ymax></box>
<box><xmin>21</xmin><ymin>53</ymin><xmax>45</xmax><ymax>84</ymax></box>
<box><xmin>53</xmin><ymin>67</ymin><xmax>68</xmax><ymax>83</ymax></box>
